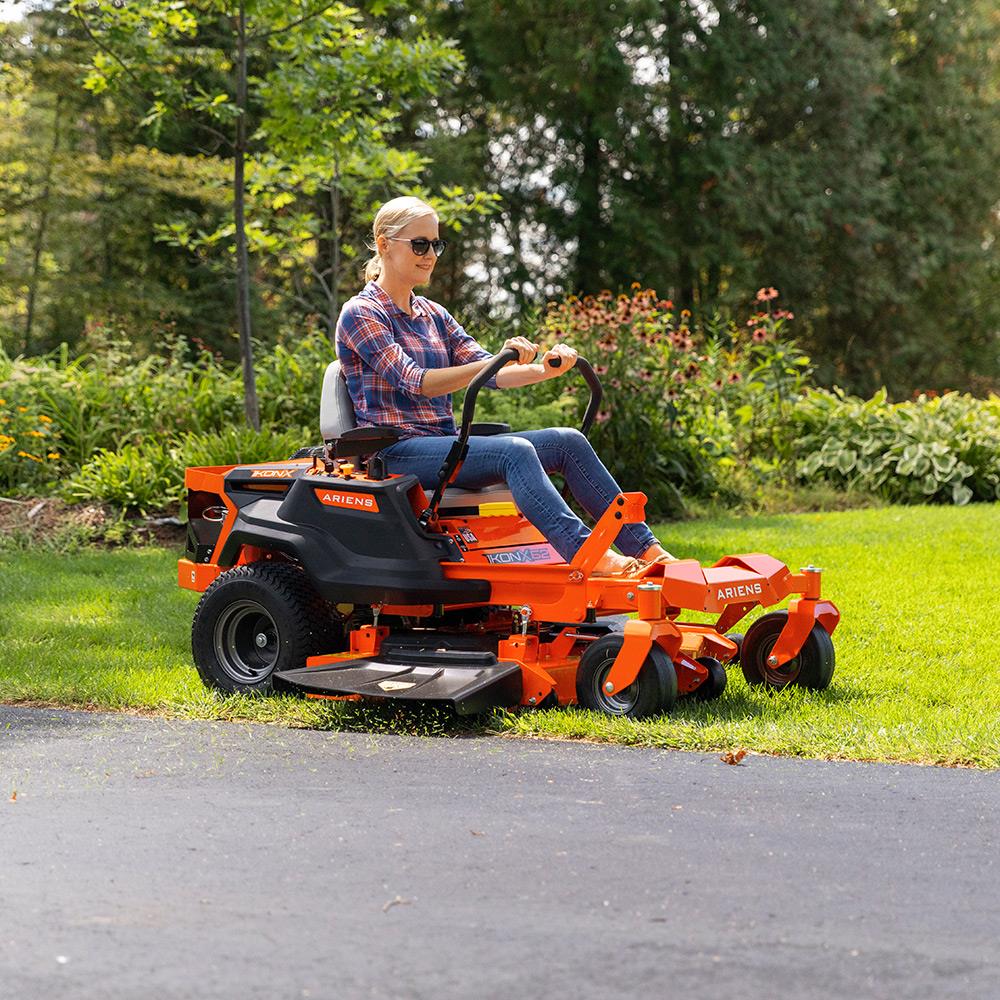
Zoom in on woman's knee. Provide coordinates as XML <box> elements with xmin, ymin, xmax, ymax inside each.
<box><xmin>500</xmin><ymin>434</ymin><xmax>541</xmax><ymax>467</ymax></box>
<box><xmin>549</xmin><ymin>426</ymin><xmax>595</xmax><ymax>461</ymax></box>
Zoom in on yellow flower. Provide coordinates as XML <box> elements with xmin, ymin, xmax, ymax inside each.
<box><xmin>28</xmin><ymin>430</ymin><xmax>44</xmax><ymax>437</ymax></box>
<box><xmin>0</xmin><ymin>398</ymin><xmax>6</xmax><ymax>405</ymax></box>
<box><xmin>38</xmin><ymin>414</ymin><xmax>52</xmax><ymax>423</ymax></box>
<box><xmin>17</xmin><ymin>450</ymin><xmax>42</xmax><ymax>462</ymax></box>
<box><xmin>17</xmin><ymin>406</ymin><xmax>28</xmax><ymax>413</ymax></box>
<box><xmin>47</xmin><ymin>452</ymin><xmax>61</xmax><ymax>460</ymax></box>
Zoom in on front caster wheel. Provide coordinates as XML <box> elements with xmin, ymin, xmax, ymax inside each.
<box><xmin>740</xmin><ymin>611</ymin><xmax>835</xmax><ymax>691</ymax></box>
<box><xmin>192</xmin><ymin>562</ymin><xmax>341</xmax><ymax>694</ymax></box>
<box><xmin>576</xmin><ymin>635</ymin><xmax>677</xmax><ymax>718</ymax></box>
<box><xmin>693</xmin><ymin>656</ymin><xmax>728</xmax><ymax>701</ymax></box>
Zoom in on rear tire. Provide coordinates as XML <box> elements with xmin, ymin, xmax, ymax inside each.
<box><xmin>740</xmin><ymin>611</ymin><xmax>835</xmax><ymax>691</ymax></box>
<box><xmin>576</xmin><ymin>635</ymin><xmax>677</xmax><ymax>718</ymax></box>
<box><xmin>192</xmin><ymin>562</ymin><xmax>343</xmax><ymax>694</ymax></box>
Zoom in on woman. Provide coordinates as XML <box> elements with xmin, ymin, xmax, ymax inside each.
<box><xmin>335</xmin><ymin>196</ymin><xmax>674</xmax><ymax>575</ymax></box>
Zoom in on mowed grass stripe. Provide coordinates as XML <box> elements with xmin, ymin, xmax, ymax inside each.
<box><xmin>0</xmin><ymin>504</ymin><xmax>997</xmax><ymax>766</ymax></box>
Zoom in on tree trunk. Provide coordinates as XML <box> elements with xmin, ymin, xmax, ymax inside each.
<box><xmin>24</xmin><ymin>94</ymin><xmax>63</xmax><ymax>355</ymax></box>
<box><xmin>664</xmin><ymin>4</ymin><xmax>694</xmax><ymax>309</ymax></box>
<box><xmin>234</xmin><ymin>0</ymin><xmax>260</xmax><ymax>431</ymax></box>
<box><xmin>326</xmin><ymin>163</ymin><xmax>341</xmax><ymax>344</ymax></box>
<box><xmin>573</xmin><ymin>116</ymin><xmax>603</xmax><ymax>295</ymax></box>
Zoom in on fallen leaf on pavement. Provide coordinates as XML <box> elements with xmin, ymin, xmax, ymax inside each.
<box><xmin>9</xmin><ymin>790</ymin><xmax>17</xmax><ymax>802</ymax></box>
<box><xmin>720</xmin><ymin>749</ymin><xmax>748</xmax><ymax>766</ymax></box>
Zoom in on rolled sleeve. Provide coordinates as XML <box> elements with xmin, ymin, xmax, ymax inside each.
<box><xmin>440</xmin><ymin>309</ymin><xmax>499</xmax><ymax>390</ymax></box>
<box><xmin>338</xmin><ymin>303</ymin><xmax>427</xmax><ymax>401</ymax></box>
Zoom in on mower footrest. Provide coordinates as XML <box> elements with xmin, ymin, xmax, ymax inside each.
<box><xmin>275</xmin><ymin>658</ymin><xmax>523</xmax><ymax>715</ymax></box>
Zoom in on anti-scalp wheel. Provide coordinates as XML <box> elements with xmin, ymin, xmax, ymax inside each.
<box><xmin>693</xmin><ymin>656</ymin><xmax>728</xmax><ymax>701</ymax></box>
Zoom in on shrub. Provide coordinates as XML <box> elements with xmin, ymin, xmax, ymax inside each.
<box><xmin>535</xmin><ymin>285</ymin><xmax>811</xmax><ymax>517</ymax></box>
<box><xmin>65</xmin><ymin>427</ymin><xmax>311</xmax><ymax>514</ymax></box>
<box><xmin>66</xmin><ymin>441</ymin><xmax>178</xmax><ymax>514</ymax></box>
<box><xmin>788</xmin><ymin>389</ymin><xmax>1000</xmax><ymax>504</ymax></box>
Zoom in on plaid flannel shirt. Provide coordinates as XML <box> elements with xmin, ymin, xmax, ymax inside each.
<box><xmin>335</xmin><ymin>281</ymin><xmax>497</xmax><ymax>438</ymax></box>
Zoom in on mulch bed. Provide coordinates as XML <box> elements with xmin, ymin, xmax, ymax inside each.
<box><xmin>0</xmin><ymin>496</ymin><xmax>187</xmax><ymax>548</ymax></box>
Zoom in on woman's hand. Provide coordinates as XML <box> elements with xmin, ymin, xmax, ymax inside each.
<box><xmin>502</xmin><ymin>336</ymin><xmax>538</xmax><ymax>364</ymax></box>
<box><xmin>540</xmin><ymin>343</ymin><xmax>578</xmax><ymax>377</ymax></box>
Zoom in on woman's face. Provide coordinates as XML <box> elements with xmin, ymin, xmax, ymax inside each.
<box><xmin>377</xmin><ymin>214</ymin><xmax>440</xmax><ymax>288</ymax></box>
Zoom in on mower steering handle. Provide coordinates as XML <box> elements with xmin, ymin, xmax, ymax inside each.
<box><xmin>419</xmin><ymin>346</ymin><xmax>605</xmax><ymax>529</ymax></box>
<box><xmin>461</xmin><ymin>348</ymin><xmax>603</xmax><ymax>439</ymax></box>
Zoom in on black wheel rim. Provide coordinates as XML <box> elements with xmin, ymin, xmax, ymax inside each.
<box><xmin>755</xmin><ymin>633</ymin><xmax>800</xmax><ymax>687</ymax></box>
<box><xmin>592</xmin><ymin>657</ymin><xmax>639</xmax><ymax>715</ymax></box>
<box><xmin>213</xmin><ymin>600</ymin><xmax>279</xmax><ymax>684</ymax></box>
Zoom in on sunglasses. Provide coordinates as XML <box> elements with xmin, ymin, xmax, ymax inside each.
<box><xmin>388</xmin><ymin>236</ymin><xmax>448</xmax><ymax>258</ymax></box>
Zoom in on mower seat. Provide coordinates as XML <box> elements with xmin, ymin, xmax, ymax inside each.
<box><xmin>320</xmin><ymin>361</ymin><xmax>516</xmax><ymax>512</ymax></box>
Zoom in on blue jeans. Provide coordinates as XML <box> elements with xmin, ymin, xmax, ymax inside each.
<box><xmin>381</xmin><ymin>427</ymin><xmax>658</xmax><ymax>562</ymax></box>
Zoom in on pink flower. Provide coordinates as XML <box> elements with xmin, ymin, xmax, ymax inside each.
<box><xmin>595</xmin><ymin>410</ymin><xmax>612</xmax><ymax>424</ymax></box>
<box><xmin>594</xmin><ymin>364</ymin><xmax>609</xmax><ymax>375</ymax></box>
<box><xmin>755</xmin><ymin>287</ymin><xmax>779</xmax><ymax>302</ymax></box>
<box><xmin>728</xmin><ymin>372</ymin><xmax>742</xmax><ymax>384</ymax></box>
<box><xmin>752</xmin><ymin>328</ymin><xmax>767</xmax><ymax>343</ymax></box>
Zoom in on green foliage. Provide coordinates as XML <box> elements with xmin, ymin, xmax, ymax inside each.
<box><xmin>424</xmin><ymin>0</ymin><xmax>1000</xmax><ymax>395</ymax></box>
<box><xmin>66</xmin><ymin>426</ymin><xmax>308</xmax><ymax>513</ymax></box>
<box><xmin>3</xmin><ymin>290</ymin><xmax>999</xmax><ymax>516</ymax></box>
<box><xmin>66</xmin><ymin>441</ymin><xmax>178</xmax><ymax>514</ymax></box>
<box><xmin>789</xmin><ymin>389</ymin><xmax>1000</xmax><ymax>505</ymax></box>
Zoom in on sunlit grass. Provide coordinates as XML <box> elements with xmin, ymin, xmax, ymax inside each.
<box><xmin>1</xmin><ymin>504</ymin><xmax>998</xmax><ymax>766</ymax></box>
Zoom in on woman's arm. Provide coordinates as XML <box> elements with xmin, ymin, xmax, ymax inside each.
<box><xmin>495</xmin><ymin>343</ymin><xmax>578</xmax><ymax>389</ymax></box>
<box><xmin>420</xmin><ymin>336</ymin><xmax>539</xmax><ymax>398</ymax></box>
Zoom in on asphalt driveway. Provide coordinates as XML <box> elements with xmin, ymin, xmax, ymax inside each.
<box><xmin>1</xmin><ymin>706</ymin><xmax>997</xmax><ymax>999</ymax></box>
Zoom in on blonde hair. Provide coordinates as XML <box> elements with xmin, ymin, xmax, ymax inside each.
<box><xmin>363</xmin><ymin>196</ymin><xmax>438</xmax><ymax>282</ymax></box>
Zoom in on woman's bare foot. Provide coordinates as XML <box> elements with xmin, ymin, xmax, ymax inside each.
<box><xmin>593</xmin><ymin>550</ymin><xmax>648</xmax><ymax>576</ymax></box>
<box><xmin>640</xmin><ymin>543</ymin><xmax>677</xmax><ymax>564</ymax></box>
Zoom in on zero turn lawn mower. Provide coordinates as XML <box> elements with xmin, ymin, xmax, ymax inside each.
<box><xmin>178</xmin><ymin>349</ymin><xmax>840</xmax><ymax>718</ymax></box>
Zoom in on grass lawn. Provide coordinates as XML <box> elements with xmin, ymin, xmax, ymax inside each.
<box><xmin>1</xmin><ymin>504</ymin><xmax>998</xmax><ymax>767</ymax></box>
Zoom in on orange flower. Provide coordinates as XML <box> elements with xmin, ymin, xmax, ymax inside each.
<box><xmin>755</xmin><ymin>287</ymin><xmax>779</xmax><ymax>302</ymax></box>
